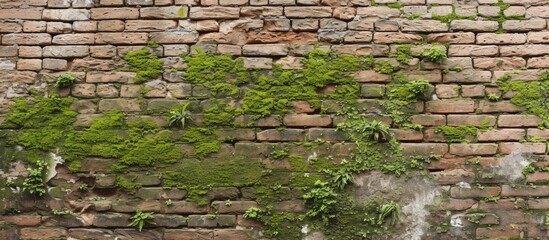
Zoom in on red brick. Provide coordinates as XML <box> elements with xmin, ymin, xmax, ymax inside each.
<box><xmin>164</xmin><ymin>230</ymin><xmax>213</xmax><ymax>240</ymax></box>
<box><xmin>479</xmin><ymin>198</ymin><xmax>526</xmax><ymax>210</ymax></box>
<box><xmin>1</xmin><ymin>215</ymin><xmax>41</xmax><ymax>226</ymax></box>
<box><xmin>478</xmin><ymin>100</ymin><xmax>521</xmax><ymax>113</ymax></box>
<box><xmin>439</xmin><ymin>198</ymin><xmax>476</xmax><ymax>211</ymax></box>
<box><xmin>391</xmin><ymin>129</ymin><xmax>423</xmax><ymax>142</ymax></box>
<box><xmin>476</xmin><ymin>226</ymin><xmax>520</xmax><ymax>239</ymax></box>
<box><xmin>527</xmin><ymin>199</ymin><xmax>549</xmax><ymax>210</ymax></box>
<box><xmin>401</xmin><ymin>143</ymin><xmax>448</xmax><ymax>156</ymax></box>
<box><xmin>527</xmin><ymin>172</ymin><xmax>549</xmax><ymax>183</ymax></box>
<box><xmin>447</xmin><ymin>115</ymin><xmax>496</xmax><ymax>127</ymax></box>
<box><xmin>214</xmin><ymin>230</ymin><xmax>252</xmax><ymax>240</ymax></box>
<box><xmin>498</xmin><ymin>114</ymin><xmax>542</xmax><ymax>127</ymax></box>
<box><xmin>499</xmin><ymin>142</ymin><xmax>547</xmax><ymax>154</ymax></box>
<box><xmin>502</xmin><ymin>185</ymin><xmax>549</xmax><ymax>197</ymax></box>
<box><xmin>528</xmin><ymin>128</ymin><xmax>549</xmax><ymax>140</ymax></box>
<box><xmin>477</xmin><ymin>129</ymin><xmax>525</xmax><ymax>142</ymax></box>
<box><xmin>450</xmin><ymin>143</ymin><xmax>498</xmax><ymax>156</ymax></box>
<box><xmin>410</xmin><ymin>114</ymin><xmax>446</xmax><ymax>126</ymax></box>
<box><xmin>256</xmin><ymin>129</ymin><xmax>305</xmax><ymax>141</ymax></box>
<box><xmin>426</xmin><ymin>100</ymin><xmax>475</xmax><ymax>113</ymax></box>
<box><xmin>20</xmin><ymin>228</ymin><xmax>67</xmax><ymax>240</ymax></box>
<box><xmin>91</xmin><ymin>8</ymin><xmax>139</xmax><ymax>19</ymax></box>
<box><xmin>450</xmin><ymin>186</ymin><xmax>501</xmax><ymax>198</ymax></box>
<box><xmin>283</xmin><ymin>114</ymin><xmax>331</xmax><ymax>127</ymax></box>
<box><xmin>308</xmin><ymin>128</ymin><xmax>346</xmax><ymax>141</ymax></box>
<box><xmin>431</xmin><ymin>169</ymin><xmax>475</xmax><ymax>184</ymax></box>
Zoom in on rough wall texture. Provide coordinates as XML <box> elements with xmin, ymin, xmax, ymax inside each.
<box><xmin>1</xmin><ymin>0</ymin><xmax>549</xmax><ymax>239</ymax></box>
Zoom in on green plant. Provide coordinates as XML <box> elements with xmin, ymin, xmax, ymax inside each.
<box><xmin>328</xmin><ymin>165</ymin><xmax>354</xmax><ymax>190</ymax></box>
<box><xmin>78</xmin><ymin>183</ymin><xmax>88</xmax><ymax>191</ymax></box>
<box><xmin>421</xmin><ymin>46</ymin><xmax>447</xmax><ymax>64</ymax></box>
<box><xmin>123</xmin><ymin>48</ymin><xmax>164</xmax><ymax>84</ymax></box>
<box><xmin>55</xmin><ymin>73</ymin><xmax>77</xmax><ymax>88</ymax></box>
<box><xmin>128</xmin><ymin>209</ymin><xmax>154</xmax><ymax>232</ymax></box>
<box><xmin>522</xmin><ymin>165</ymin><xmax>536</xmax><ymax>176</ymax></box>
<box><xmin>486</xmin><ymin>94</ymin><xmax>501</xmax><ymax>102</ymax></box>
<box><xmin>303</xmin><ymin>180</ymin><xmax>338</xmax><ymax>222</ymax></box>
<box><xmin>164</xmin><ymin>199</ymin><xmax>173</xmax><ymax>206</ymax></box>
<box><xmin>168</xmin><ymin>102</ymin><xmax>192</xmax><ymax>128</ymax></box>
<box><xmin>147</xmin><ymin>40</ymin><xmax>160</xmax><ymax>48</ymax></box>
<box><xmin>483</xmin><ymin>195</ymin><xmax>500</xmax><ymax>202</ymax></box>
<box><xmin>243</xmin><ymin>207</ymin><xmax>265</xmax><ymax>220</ymax></box>
<box><xmin>22</xmin><ymin>160</ymin><xmax>47</xmax><ymax>197</ymax></box>
<box><xmin>225</xmin><ymin>199</ymin><xmax>232</xmax><ymax>206</ymax></box>
<box><xmin>395</xmin><ymin>45</ymin><xmax>412</xmax><ymax>64</ymax></box>
<box><xmin>360</xmin><ymin>120</ymin><xmax>391</xmax><ymax>142</ymax></box>
<box><xmin>374</xmin><ymin>60</ymin><xmax>397</xmax><ymax>74</ymax></box>
<box><xmin>378</xmin><ymin>201</ymin><xmax>400</xmax><ymax>225</ymax></box>
<box><xmin>52</xmin><ymin>209</ymin><xmax>72</xmax><ymax>216</ymax></box>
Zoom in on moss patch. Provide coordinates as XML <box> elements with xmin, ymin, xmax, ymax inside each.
<box><xmin>124</xmin><ymin>48</ymin><xmax>164</xmax><ymax>84</ymax></box>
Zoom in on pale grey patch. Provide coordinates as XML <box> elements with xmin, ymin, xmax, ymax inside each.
<box><xmin>353</xmin><ymin>171</ymin><xmax>441</xmax><ymax>240</ymax></box>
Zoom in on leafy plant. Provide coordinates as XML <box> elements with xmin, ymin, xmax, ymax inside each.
<box><xmin>147</xmin><ymin>40</ymin><xmax>160</xmax><ymax>48</ymax></box>
<box><xmin>55</xmin><ymin>73</ymin><xmax>77</xmax><ymax>88</ymax></box>
<box><xmin>421</xmin><ymin>47</ymin><xmax>447</xmax><ymax>64</ymax></box>
<box><xmin>243</xmin><ymin>207</ymin><xmax>265</xmax><ymax>220</ymax></box>
<box><xmin>22</xmin><ymin>160</ymin><xmax>47</xmax><ymax>197</ymax></box>
<box><xmin>78</xmin><ymin>183</ymin><xmax>88</xmax><ymax>191</ymax></box>
<box><xmin>52</xmin><ymin>209</ymin><xmax>72</xmax><ymax>216</ymax></box>
<box><xmin>522</xmin><ymin>165</ymin><xmax>536</xmax><ymax>176</ymax></box>
<box><xmin>225</xmin><ymin>199</ymin><xmax>232</xmax><ymax>206</ymax></box>
<box><xmin>164</xmin><ymin>199</ymin><xmax>173</xmax><ymax>206</ymax></box>
<box><xmin>128</xmin><ymin>209</ymin><xmax>154</xmax><ymax>232</ymax></box>
<box><xmin>360</xmin><ymin>120</ymin><xmax>391</xmax><ymax>142</ymax></box>
<box><xmin>374</xmin><ymin>60</ymin><xmax>397</xmax><ymax>74</ymax></box>
<box><xmin>378</xmin><ymin>201</ymin><xmax>401</xmax><ymax>225</ymax></box>
<box><xmin>303</xmin><ymin>180</ymin><xmax>338</xmax><ymax>222</ymax></box>
<box><xmin>168</xmin><ymin>102</ymin><xmax>192</xmax><ymax>128</ymax></box>
<box><xmin>486</xmin><ymin>94</ymin><xmax>501</xmax><ymax>102</ymax></box>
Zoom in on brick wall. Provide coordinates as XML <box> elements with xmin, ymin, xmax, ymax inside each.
<box><xmin>1</xmin><ymin>0</ymin><xmax>549</xmax><ymax>239</ymax></box>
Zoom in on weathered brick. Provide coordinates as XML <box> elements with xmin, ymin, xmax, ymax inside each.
<box><xmin>164</xmin><ymin>230</ymin><xmax>213</xmax><ymax>240</ymax></box>
<box><xmin>43</xmin><ymin>46</ymin><xmax>89</xmax><ymax>58</ymax></box>
<box><xmin>477</xmin><ymin>129</ymin><xmax>525</xmax><ymax>142</ymax></box>
<box><xmin>432</xmin><ymin>169</ymin><xmax>475</xmax><ymax>184</ymax></box>
<box><xmin>476</xmin><ymin>226</ymin><xmax>520</xmax><ymax>239</ymax></box>
<box><xmin>187</xmin><ymin>215</ymin><xmax>235</xmax><ymax>228</ymax></box>
<box><xmin>52</xmin><ymin>34</ymin><xmax>95</xmax><ymax>45</ymax></box>
<box><xmin>0</xmin><ymin>8</ymin><xmax>43</xmax><ymax>20</ymax></box>
<box><xmin>43</xmin><ymin>9</ymin><xmax>90</xmax><ymax>21</ymax></box>
<box><xmin>283</xmin><ymin>114</ymin><xmax>331</xmax><ymax>127</ymax></box>
<box><xmin>503</xmin><ymin>19</ymin><xmax>546</xmax><ymax>32</ymax></box>
<box><xmin>450</xmin><ymin>20</ymin><xmax>499</xmax><ymax>32</ymax></box>
<box><xmin>528</xmin><ymin>128</ymin><xmax>549</xmax><ymax>140</ymax></box>
<box><xmin>451</xmin><ymin>186</ymin><xmax>501</xmax><ymax>198</ymax></box>
<box><xmin>502</xmin><ymin>185</ymin><xmax>549</xmax><ymax>197</ymax></box>
<box><xmin>401</xmin><ymin>143</ymin><xmax>448</xmax><ymax>156</ymax></box>
<box><xmin>426</xmin><ymin>100</ymin><xmax>475</xmax><ymax>113</ymax></box>
<box><xmin>2</xmin><ymin>33</ymin><xmax>51</xmax><ymax>45</ymax></box>
<box><xmin>91</xmin><ymin>8</ymin><xmax>139</xmax><ymax>19</ymax></box>
<box><xmin>439</xmin><ymin>198</ymin><xmax>476</xmax><ymax>211</ymax></box>
<box><xmin>190</xmin><ymin>7</ymin><xmax>240</xmax><ymax>19</ymax></box>
<box><xmin>373</xmin><ymin>32</ymin><xmax>423</xmax><ymax>43</ymax></box>
<box><xmin>308</xmin><ymin>128</ymin><xmax>346</xmax><ymax>141</ymax></box>
<box><xmin>285</xmin><ymin>7</ymin><xmax>332</xmax><ymax>18</ymax></box>
<box><xmin>400</xmin><ymin>20</ymin><xmax>448</xmax><ymax>32</ymax></box>
<box><xmin>499</xmin><ymin>142</ymin><xmax>547</xmax><ymax>154</ymax></box>
<box><xmin>68</xmin><ymin>229</ymin><xmax>113</xmax><ymax>240</ymax></box>
<box><xmin>500</xmin><ymin>45</ymin><xmax>549</xmax><ymax>57</ymax></box>
<box><xmin>449</xmin><ymin>143</ymin><xmax>498</xmax><ymax>156</ymax></box>
<box><xmin>0</xmin><ymin>22</ymin><xmax>22</xmax><ymax>33</ymax></box>
<box><xmin>95</xmin><ymin>33</ymin><xmax>148</xmax><ymax>44</ymax></box>
<box><xmin>16</xmin><ymin>228</ymin><xmax>63</xmax><ymax>240</ymax></box>
<box><xmin>2</xmin><ymin>215</ymin><xmax>41</xmax><ymax>226</ymax></box>
<box><xmin>478</xmin><ymin>101</ymin><xmax>521</xmax><ymax>113</ymax></box>
<box><xmin>242</xmin><ymin>44</ymin><xmax>288</xmax><ymax>56</ymax></box>
<box><xmin>93</xmin><ymin>213</ymin><xmax>130</xmax><ymax>227</ymax></box>
<box><xmin>426</xmin><ymin>32</ymin><xmax>475</xmax><ymax>44</ymax></box>
<box><xmin>446</xmin><ymin>115</ymin><xmax>496</xmax><ymax>127</ymax></box>
<box><xmin>256</xmin><ymin>129</ymin><xmax>305</xmax><ymax>141</ymax></box>
<box><xmin>140</xmin><ymin>6</ymin><xmax>188</xmax><ymax>19</ymax></box>
<box><xmin>473</xmin><ymin>57</ymin><xmax>525</xmax><ymax>70</ymax></box>
<box><xmin>498</xmin><ymin>114</ymin><xmax>542</xmax><ymax>127</ymax></box>
<box><xmin>448</xmin><ymin>45</ymin><xmax>498</xmax><ymax>57</ymax></box>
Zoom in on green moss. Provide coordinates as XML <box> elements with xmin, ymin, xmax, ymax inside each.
<box><xmin>177</xmin><ymin>7</ymin><xmax>187</xmax><ymax>17</ymax></box>
<box><xmin>435</xmin><ymin>125</ymin><xmax>478</xmax><ymax>143</ymax></box>
<box><xmin>183</xmin><ymin>49</ymin><xmax>249</xmax><ymax>97</ymax></box>
<box><xmin>384</xmin><ymin>76</ymin><xmax>433</xmax><ymax>126</ymax></box>
<box><xmin>202</xmin><ymin>99</ymin><xmax>238</xmax><ymax>126</ymax></box>
<box><xmin>1</xmin><ymin>97</ymin><xmax>77</xmax><ymax>151</ymax></box>
<box><xmin>374</xmin><ymin>60</ymin><xmax>398</xmax><ymax>74</ymax></box>
<box><xmin>116</xmin><ymin>175</ymin><xmax>142</xmax><ymax>194</ymax></box>
<box><xmin>123</xmin><ymin>48</ymin><xmax>164</xmax><ymax>84</ymax></box>
<box><xmin>180</xmin><ymin>127</ymin><xmax>221</xmax><ymax>158</ymax></box>
<box><xmin>395</xmin><ymin>45</ymin><xmax>412</xmax><ymax>64</ymax></box>
<box><xmin>497</xmin><ymin>72</ymin><xmax>549</xmax><ymax>128</ymax></box>
<box><xmin>163</xmin><ymin>156</ymin><xmax>265</xmax><ymax>189</ymax></box>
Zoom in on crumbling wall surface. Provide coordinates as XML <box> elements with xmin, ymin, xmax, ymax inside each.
<box><xmin>1</xmin><ymin>0</ymin><xmax>549</xmax><ymax>239</ymax></box>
